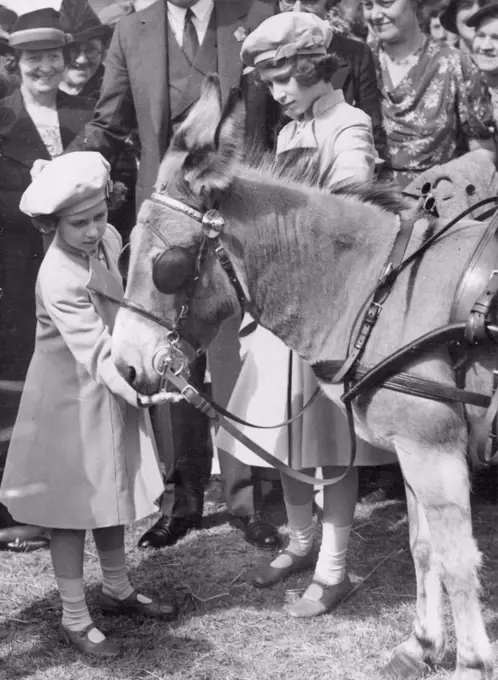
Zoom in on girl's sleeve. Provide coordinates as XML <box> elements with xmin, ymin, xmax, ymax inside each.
<box><xmin>39</xmin><ymin>271</ymin><xmax>139</xmax><ymax>407</ymax></box>
<box><xmin>457</xmin><ymin>51</ymin><xmax>496</xmax><ymax>141</ymax></box>
<box><xmin>324</xmin><ymin>120</ymin><xmax>377</xmax><ymax>190</ymax></box>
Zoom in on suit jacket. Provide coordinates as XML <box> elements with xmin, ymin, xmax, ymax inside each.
<box><xmin>68</xmin><ymin>0</ymin><xmax>276</xmax><ymax>209</ymax></box>
<box><xmin>0</xmin><ymin>89</ymin><xmax>94</xmax><ymax>392</ymax></box>
<box><xmin>2</xmin><ymin>225</ymin><xmax>164</xmax><ymax>529</ymax></box>
<box><xmin>329</xmin><ymin>33</ymin><xmax>386</xmax><ymax>159</ymax></box>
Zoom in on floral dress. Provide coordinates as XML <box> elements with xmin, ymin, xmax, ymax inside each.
<box><xmin>373</xmin><ymin>38</ymin><xmax>496</xmax><ymax>188</ymax></box>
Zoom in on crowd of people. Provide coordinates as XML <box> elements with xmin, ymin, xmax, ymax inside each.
<box><xmin>1</xmin><ymin>0</ymin><xmax>498</xmax><ymax>659</ymax></box>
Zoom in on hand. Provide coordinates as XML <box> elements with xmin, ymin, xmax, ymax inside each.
<box><xmin>30</xmin><ymin>159</ymin><xmax>50</xmax><ymax>180</ymax></box>
<box><xmin>137</xmin><ymin>391</ymin><xmax>184</xmax><ymax>407</ymax></box>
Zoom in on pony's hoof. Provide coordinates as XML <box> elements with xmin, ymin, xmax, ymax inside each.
<box><xmin>380</xmin><ymin>650</ymin><xmax>433</xmax><ymax>680</ymax></box>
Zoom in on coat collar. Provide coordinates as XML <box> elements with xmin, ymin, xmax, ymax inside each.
<box><xmin>0</xmin><ymin>89</ymin><xmax>91</xmax><ymax>166</ymax></box>
<box><xmin>53</xmin><ymin>228</ymin><xmax>124</xmax><ymax>304</ymax></box>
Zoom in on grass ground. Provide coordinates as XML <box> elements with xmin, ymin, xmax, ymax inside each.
<box><xmin>1</xmin><ymin>480</ymin><xmax>498</xmax><ymax>680</ymax></box>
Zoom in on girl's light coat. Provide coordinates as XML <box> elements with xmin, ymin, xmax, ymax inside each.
<box><xmin>2</xmin><ymin>225</ymin><xmax>165</xmax><ymax>529</ymax></box>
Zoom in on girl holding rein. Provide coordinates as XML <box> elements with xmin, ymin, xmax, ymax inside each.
<box><xmin>217</xmin><ymin>12</ymin><xmax>393</xmax><ymax>619</ymax></box>
<box><xmin>0</xmin><ymin>152</ymin><xmax>175</xmax><ymax>658</ymax></box>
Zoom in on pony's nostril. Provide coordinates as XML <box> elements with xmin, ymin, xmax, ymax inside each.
<box><xmin>127</xmin><ymin>365</ymin><xmax>137</xmax><ymax>386</ymax></box>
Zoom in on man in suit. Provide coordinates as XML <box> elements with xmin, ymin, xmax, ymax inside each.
<box><xmin>276</xmin><ymin>0</ymin><xmax>386</xmax><ymax>159</ymax></box>
<box><xmin>65</xmin><ymin>0</ymin><xmax>282</xmax><ymax>550</ymax></box>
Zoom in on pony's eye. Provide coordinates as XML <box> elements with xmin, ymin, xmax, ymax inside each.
<box><xmin>152</xmin><ymin>247</ymin><xmax>195</xmax><ymax>294</ymax></box>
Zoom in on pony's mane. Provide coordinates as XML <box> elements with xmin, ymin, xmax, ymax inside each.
<box><xmin>245</xmin><ymin>146</ymin><xmax>407</xmax><ymax>214</ymax></box>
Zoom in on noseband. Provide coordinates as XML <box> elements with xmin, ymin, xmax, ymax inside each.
<box><xmin>120</xmin><ymin>191</ymin><xmax>247</xmax><ymax>377</ymax></box>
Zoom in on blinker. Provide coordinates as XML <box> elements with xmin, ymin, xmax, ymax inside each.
<box><xmin>152</xmin><ymin>246</ymin><xmax>195</xmax><ymax>294</ymax></box>
<box><xmin>202</xmin><ymin>209</ymin><xmax>225</xmax><ymax>239</ymax></box>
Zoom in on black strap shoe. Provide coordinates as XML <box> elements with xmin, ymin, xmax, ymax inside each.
<box><xmin>231</xmin><ymin>514</ymin><xmax>282</xmax><ymax>549</ymax></box>
<box><xmin>137</xmin><ymin>515</ymin><xmax>202</xmax><ymax>549</ymax></box>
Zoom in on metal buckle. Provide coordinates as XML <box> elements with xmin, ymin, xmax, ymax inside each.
<box><xmin>202</xmin><ymin>210</ymin><xmax>225</xmax><ymax>238</ymax></box>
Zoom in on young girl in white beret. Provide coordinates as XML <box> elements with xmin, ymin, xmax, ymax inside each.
<box><xmin>0</xmin><ymin>152</ymin><xmax>175</xmax><ymax>658</ymax></box>
<box><xmin>218</xmin><ymin>13</ymin><xmax>392</xmax><ymax>619</ymax></box>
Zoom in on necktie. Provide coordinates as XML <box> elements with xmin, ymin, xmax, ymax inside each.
<box><xmin>183</xmin><ymin>8</ymin><xmax>199</xmax><ymax>64</ymax></box>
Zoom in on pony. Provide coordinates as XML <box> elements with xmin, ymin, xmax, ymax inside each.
<box><xmin>112</xmin><ymin>74</ymin><xmax>497</xmax><ymax>680</ymax></box>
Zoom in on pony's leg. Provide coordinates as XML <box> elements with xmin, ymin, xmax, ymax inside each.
<box><xmin>392</xmin><ymin>437</ymin><xmax>493</xmax><ymax>680</ymax></box>
<box><xmin>381</xmin><ymin>481</ymin><xmax>445</xmax><ymax>680</ymax></box>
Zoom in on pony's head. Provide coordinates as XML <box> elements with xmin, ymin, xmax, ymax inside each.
<box><xmin>112</xmin><ymin>74</ymin><xmax>248</xmax><ymax>394</ymax></box>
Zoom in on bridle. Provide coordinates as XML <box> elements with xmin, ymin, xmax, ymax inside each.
<box><xmin>120</xmin><ymin>191</ymin><xmax>248</xmax><ymax>379</ymax></box>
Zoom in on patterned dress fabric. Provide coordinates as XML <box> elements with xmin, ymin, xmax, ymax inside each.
<box><xmin>373</xmin><ymin>39</ymin><xmax>496</xmax><ymax>188</ymax></box>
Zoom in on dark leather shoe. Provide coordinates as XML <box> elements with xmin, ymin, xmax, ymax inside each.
<box><xmin>0</xmin><ymin>536</ymin><xmax>49</xmax><ymax>552</ymax></box>
<box><xmin>287</xmin><ymin>575</ymin><xmax>352</xmax><ymax>618</ymax></box>
<box><xmin>251</xmin><ymin>549</ymin><xmax>315</xmax><ymax>588</ymax></box>
<box><xmin>232</xmin><ymin>514</ymin><xmax>282</xmax><ymax>549</ymax></box>
<box><xmin>58</xmin><ymin>623</ymin><xmax>122</xmax><ymax>658</ymax></box>
<box><xmin>98</xmin><ymin>590</ymin><xmax>178</xmax><ymax>621</ymax></box>
<box><xmin>137</xmin><ymin>515</ymin><xmax>202</xmax><ymax>549</ymax></box>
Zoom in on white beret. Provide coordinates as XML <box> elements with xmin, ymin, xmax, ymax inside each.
<box><xmin>20</xmin><ymin>152</ymin><xmax>112</xmax><ymax>218</ymax></box>
<box><xmin>241</xmin><ymin>12</ymin><xmax>333</xmax><ymax>68</ymax></box>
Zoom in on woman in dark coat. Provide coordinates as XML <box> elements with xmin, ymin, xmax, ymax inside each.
<box><xmin>0</xmin><ymin>9</ymin><xmax>94</xmax><ymax>550</ymax></box>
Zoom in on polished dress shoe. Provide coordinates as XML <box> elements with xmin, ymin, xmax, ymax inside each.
<box><xmin>99</xmin><ymin>590</ymin><xmax>178</xmax><ymax>621</ymax></box>
<box><xmin>287</xmin><ymin>575</ymin><xmax>352</xmax><ymax>618</ymax></box>
<box><xmin>137</xmin><ymin>515</ymin><xmax>202</xmax><ymax>549</ymax></box>
<box><xmin>231</xmin><ymin>514</ymin><xmax>281</xmax><ymax>549</ymax></box>
<box><xmin>251</xmin><ymin>549</ymin><xmax>315</xmax><ymax>588</ymax></box>
<box><xmin>58</xmin><ymin>622</ymin><xmax>121</xmax><ymax>658</ymax></box>
<box><xmin>0</xmin><ymin>535</ymin><xmax>49</xmax><ymax>552</ymax></box>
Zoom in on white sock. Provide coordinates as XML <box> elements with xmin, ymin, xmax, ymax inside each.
<box><xmin>313</xmin><ymin>524</ymin><xmax>352</xmax><ymax>586</ymax></box>
<box><xmin>98</xmin><ymin>548</ymin><xmax>134</xmax><ymax>601</ymax></box>
<box><xmin>271</xmin><ymin>502</ymin><xmax>314</xmax><ymax>568</ymax></box>
<box><xmin>56</xmin><ymin>576</ymin><xmax>100</xmax><ymax>637</ymax></box>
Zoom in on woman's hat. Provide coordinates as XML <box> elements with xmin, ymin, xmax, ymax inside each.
<box><xmin>241</xmin><ymin>12</ymin><xmax>333</xmax><ymax>68</ymax></box>
<box><xmin>20</xmin><ymin>152</ymin><xmax>112</xmax><ymax>218</ymax></box>
<box><xmin>9</xmin><ymin>8</ymin><xmax>70</xmax><ymax>51</ymax></box>
<box><xmin>60</xmin><ymin>1</ymin><xmax>113</xmax><ymax>46</ymax></box>
<box><xmin>466</xmin><ymin>0</ymin><xmax>498</xmax><ymax>27</ymax></box>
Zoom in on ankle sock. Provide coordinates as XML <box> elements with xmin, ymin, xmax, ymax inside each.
<box><xmin>271</xmin><ymin>502</ymin><xmax>314</xmax><ymax>569</ymax></box>
<box><xmin>98</xmin><ymin>548</ymin><xmax>134</xmax><ymax>601</ymax></box>
<box><xmin>313</xmin><ymin>523</ymin><xmax>352</xmax><ymax>586</ymax></box>
<box><xmin>56</xmin><ymin>576</ymin><xmax>95</xmax><ymax>634</ymax></box>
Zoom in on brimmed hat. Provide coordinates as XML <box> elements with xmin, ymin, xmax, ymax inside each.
<box><xmin>440</xmin><ymin>0</ymin><xmax>485</xmax><ymax>34</ymax></box>
<box><xmin>20</xmin><ymin>152</ymin><xmax>112</xmax><ymax>219</ymax></box>
<box><xmin>466</xmin><ymin>0</ymin><xmax>498</xmax><ymax>27</ymax></box>
<box><xmin>241</xmin><ymin>12</ymin><xmax>333</xmax><ymax>68</ymax></box>
<box><xmin>60</xmin><ymin>1</ymin><xmax>113</xmax><ymax>46</ymax></box>
<box><xmin>9</xmin><ymin>8</ymin><xmax>70</xmax><ymax>51</ymax></box>
<box><xmin>0</xmin><ymin>6</ymin><xmax>17</xmax><ymax>32</ymax></box>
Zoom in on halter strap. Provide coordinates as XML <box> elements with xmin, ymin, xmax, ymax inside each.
<box><xmin>151</xmin><ymin>192</ymin><xmax>204</xmax><ymax>222</ymax></box>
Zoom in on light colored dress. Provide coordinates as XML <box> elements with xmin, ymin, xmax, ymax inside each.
<box><xmin>1</xmin><ymin>225</ymin><xmax>165</xmax><ymax>529</ymax></box>
<box><xmin>216</xmin><ymin>89</ymin><xmax>394</xmax><ymax>470</ymax></box>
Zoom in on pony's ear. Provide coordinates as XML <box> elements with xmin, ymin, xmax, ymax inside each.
<box><xmin>182</xmin><ymin>86</ymin><xmax>246</xmax><ymax>197</ymax></box>
<box><xmin>171</xmin><ymin>73</ymin><xmax>223</xmax><ymax>152</ymax></box>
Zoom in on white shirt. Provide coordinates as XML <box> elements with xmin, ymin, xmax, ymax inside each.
<box><xmin>167</xmin><ymin>0</ymin><xmax>214</xmax><ymax>48</ymax></box>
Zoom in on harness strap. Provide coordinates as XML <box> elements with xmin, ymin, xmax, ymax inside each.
<box><xmin>213</xmin><ymin>240</ymin><xmax>247</xmax><ymax>310</ymax></box>
<box><xmin>162</xmin><ymin>368</ymin><xmax>356</xmax><ymax>486</ymax></box>
<box><xmin>332</xmin><ymin>213</ymin><xmax>417</xmax><ymax>385</ymax></box>
<box><xmin>471</xmin><ymin>371</ymin><xmax>498</xmax><ymax>464</ymax></box>
<box><xmin>313</xmin><ymin>356</ymin><xmax>490</xmax><ymax>408</ymax></box>
<box><xmin>209</xmin><ymin>386</ymin><xmax>321</xmax><ymax>429</ymax></box>
<box><xmin>465</xmin><ymin>270</ymin><xmax>498</xmax><ymax>344</ymax></box>
<box><xmin>120</xmin><ymin>298</ymin><xmax>202</xmax><ymax>358</ymax></box>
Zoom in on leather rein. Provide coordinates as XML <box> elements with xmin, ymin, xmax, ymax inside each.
<box><xmin>121</xmin><ymin>191</ymin><xmax>498</xmax><ymax>481</ymax></box>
